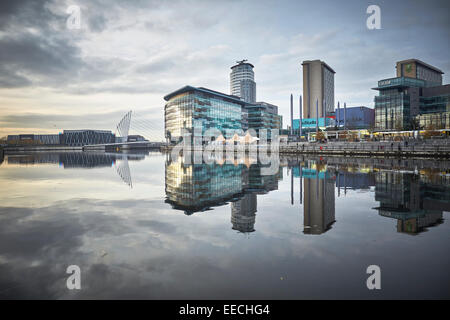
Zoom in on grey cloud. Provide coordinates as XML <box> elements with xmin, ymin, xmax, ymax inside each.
<box><xmin>0</xmin><ymin>66</ymin><xmax>32</xmax><ymax>88</ymax></box>
<box><xmin>0</xmin><ymin>111</ymin><xmax>128</xmax><ymax>130</ymax></box>
<box><xmin>0</xmin><ymin>32</ymin><xmax>84</xmax><ymax>88</ymax></box>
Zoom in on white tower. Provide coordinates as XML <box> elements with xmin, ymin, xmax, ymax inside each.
<box><xmin>230</xmin><ymin>60</ymin><xmax>256</xmax><ymax>103</ymax></box>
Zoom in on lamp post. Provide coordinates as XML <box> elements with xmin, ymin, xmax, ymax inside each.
<box><xmin>290</xmin><ymin>94</ymin><xmax>294</xmax><ymax>136</ymax></box>
<box><xmin>299</xmin><ymin>95</ymin><xmax>303</xmax><ymax>139</ymax></box>
<box><xmin>337</xmin><ymin>101</ymin><xmax>340</xmax><ymax>129</ymax></box>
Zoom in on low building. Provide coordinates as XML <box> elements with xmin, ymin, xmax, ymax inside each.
<box><xmin>62</xmin><ymin>130</ymin><xmax>115</xmax><ymax>146</ymax></box>
<box><xmin>7</xmin><ymin>134</ymin><xmax>61</xmax><ymax>145</ymax></box>
<box><xmin>127</xmin><ymin>135</ymin><xmax>147</xmax><ymax>142</ymax></box>
<box><xmin>292</xmin><ymin>117</ymin><xmax>335</xmax><ymax>134</ymax></box>
<box><xmin>335</xmin><ymin>106</ymin><xmax>374</xmax><ymax>129</ymax></box>
<box><xmin>245</xmin><ymin>102</ymin><xmax>282</xmax><ymax>139</ymax></box>
<box><xmin>416</xmin><ymin>84</ymin><xmax>450</xmax><ymax>129</ymax></box>
<box><xmin>34</xmin><ymin>134</ymin><xmax>61</xmax><ymax>145</ymax></box>
<box><xmin>416</xmin><ymin>111</ymin><xmax>450</xmax><ymax>130</ymax></box>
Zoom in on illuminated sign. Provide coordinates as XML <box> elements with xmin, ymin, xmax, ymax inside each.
<box><xmin>293</xmin><ymin>117</ymin><xmax>334</xmax><ymax>129</ymax></box>
<box><xmin>378</xmin><ymin>79</ymin><xmax>391</xmax><ymax>86</ymax></box>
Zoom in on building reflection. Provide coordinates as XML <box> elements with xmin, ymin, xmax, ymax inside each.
<box><xmin>289</xmin><ymin>157</ymin><xmax>449</xmax><ymax>236</ymax></box>
<box><xmin>5</xmin><ymin>152</ymin><xmax>147</xmax><ymax>188</ymax></box>
<box><xmin>6</xmin><ymin>152</ymin><xmax>146</xmax><ymax>168</ymax></box>
<box><xmin>164</xmin><ymin>154</ymin><xmax>282</xmax><ymax>233</ymax></box>
<box><xmin>374</xmin><ymin>171</ymin><xmax>450</xmax><ymax>235</ymax></box>
<box><xmin>292</xmin><ymin>162</ymin><xmax>336</xmax><ymax>235</ymax></box>
<box><xmin>231</xmin><ymin>194</ymin><xmax>257</xmax><ymax>233</ymax></box>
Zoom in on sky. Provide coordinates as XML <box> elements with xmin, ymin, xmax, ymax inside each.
<box><xmin>0</xmin><ymin>0</ymin><xmax>449</xmax><ymax>139</ymax></box>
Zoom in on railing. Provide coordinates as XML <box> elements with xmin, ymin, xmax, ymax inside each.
<box><xmin>279</xmin><ymin>141</ymin><xmax>450</xmax><ymax>156</ymax></box>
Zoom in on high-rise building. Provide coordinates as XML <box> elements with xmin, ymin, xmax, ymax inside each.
<box><xmin>230</xmin><ymin>60</ymin><xmax>256</xmax><ymax>103</ymax></box>
<box><xmin>373</xmin><ymin>59</ymin><xmax>448</xmax><ymax>131</ymax></box>
<box><xmin>302</xmin><ymin>60</ymin><xmax>335</xmax><ymax>118</ymax></box>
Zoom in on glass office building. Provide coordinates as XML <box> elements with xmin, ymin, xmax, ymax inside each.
<box><xmin>62</xmin><ymin>130</ymin><xmax>115</xmax><ymax>146</ymax></box>
<box><xmin>245</xmin><ymin>102</ymin><xmax>282</xmax><ymax>139</ymax></box>
<box><xmin>373</xmin><ymin>59</ymin><xmax>448</xmax><ymax>131</ymax></box>
<box><xmin>164</xmin><ymin>86</ymin><xmax>246</xmax><ymax>144</ymax></box>
<box><xmin>373</xmin><ymin>77</ymin><xmax>425</xmax><ymax>131</ymax></box>
<box><xmin>164</xmin><ymin>86</ymin><xmax>282</xmax><ymax>144</ymax></box>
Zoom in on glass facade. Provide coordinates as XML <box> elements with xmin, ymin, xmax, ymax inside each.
<box><xmin>164</xmin><ymin>86</ymin><xmax>282</xmax><ymax>143</ymax></box>
<box><xmin>374</xmin><ymin>77</ymin><xmax>426</xmax><ymax>131</ymax></box>
<box><xmin>416</xmin><ymin>65</ymin><xmax>442</xmax><ymax>87</ymax></box>
<box><xmin>164</xmin><ymin>156</ymin><xmax>282</xmax><ymax>215</ymax></box>
<box><xmin>377</xmin><ymin>77</ymin><xmax>425</xmax><ymax>89</ymax></box>
<box><xmin>164</xmin><ymin>87</ymin><xmax>244</xmax><ymax>143</ymax></box>
<box><xmin>419</xmin><ymin>94</ymin><xmax>450</xmax><ymax>114</ymax></box>
<box><xmin>62</xmin><ymin>130</ymin><xmax>115</xmax><ymax>146</ymax></box>
<box><xmin>245</xmin><ymin>102</ymin><xmax>281</xmax><ymax>139</ymax></box>
<box><xmin>374</xmin><ymin>90</ymin><xmax>411</xmax><ymax>130</ymax></box>
<box><xmin>165</xmin><ymin>158</ymin><xmax>244</xmax><ymax>214</ymax></box>
<box><xmin>416</xmin><ymin>112</ymin><xmax>450</xmax><ymax>130</ymax></box>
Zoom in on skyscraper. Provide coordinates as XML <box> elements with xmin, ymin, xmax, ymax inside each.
<box><xmin>302</xmin><ymin>60</ymin><xmax>335</xmax><ymax>118</ymax></box>
<box><xmin>230</xmin><ymin>60</ymin><xmax>256</xmax><ymax>103</ymax></box>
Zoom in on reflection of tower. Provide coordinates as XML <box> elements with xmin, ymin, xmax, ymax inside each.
<box><xmin>303</xmin><ymin>172</ymin><xmax>335</xmax><ymax>234</ymax></box>
<box><xmin>231</xmin><ymin>194</ymin><xmax>257</xmax><ymax>233</ymax></box>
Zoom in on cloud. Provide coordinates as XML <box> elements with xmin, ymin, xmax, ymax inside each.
<box><xmin>0</xmin><ymin>0</ymin><xmax>449</xmax><ymax>134</ymax></box>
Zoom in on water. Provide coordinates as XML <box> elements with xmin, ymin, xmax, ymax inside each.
<box><xmin>0</xmin><ymin>151</ymin><xmax>449</xmax><ymax>299</ymax></box>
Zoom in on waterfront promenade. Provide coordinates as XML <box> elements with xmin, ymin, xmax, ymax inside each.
<box><xmin>279</xmin><ymin>139</ymin><xmax>450</xmax><ymax>157</ymax></box>
<box><xmin>162</xmin><ymin>139</ymin><xmax>450</xmax><ymax>158</ymax></box>
<box><xmin>3</xmin><ymin>138</ymin><xmax>450</xmax><ymax>158</ymax></box>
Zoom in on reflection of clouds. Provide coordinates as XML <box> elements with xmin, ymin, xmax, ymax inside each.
<box><xmin>0</xmin><ymin>198</ymin><xmax>240</xmax><ymax>298</ymax></box>
<box><xmin>0</xmin><ymin>195</ymin><xmax>342</xmax><ymax>299</ymax></box>
<box><xmin>1</xmin><ymin>156</ymin><xmax>449</xmax><ymax>298</ymax></box>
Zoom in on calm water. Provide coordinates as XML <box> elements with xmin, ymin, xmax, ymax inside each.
<box><xmin>0</xmin><ymin>151</ymin><xmax>449</xmax><ymax>299</ymax></box>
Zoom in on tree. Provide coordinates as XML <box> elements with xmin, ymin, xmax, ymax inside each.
<box><xmin>316</xmin><ymin>131</ymin><xmax>326</xmax><ymax>142</ymax></box>
<box><xmin>347</xmin><ymin>131</ymin><xmax>358</xmax><ymax>142</ymax></box>
<box><xmin>423</xmin><ymin>123</ymin><xmax>440</xmax><ymax>139</ymax></box>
